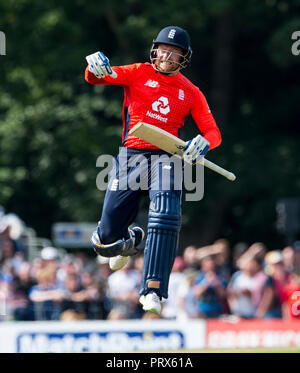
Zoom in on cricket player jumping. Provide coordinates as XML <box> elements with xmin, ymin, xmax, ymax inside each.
<box><xmin>85</xmin><ymin>26</ymin><xmax>222</xmax><ymax>315</ymax></box>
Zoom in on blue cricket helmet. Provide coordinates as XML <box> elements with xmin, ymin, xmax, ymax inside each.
<box><xmin>150</xmin><ymin>26</ymin><xmax>193</xmax><ymax>68</ymax></box>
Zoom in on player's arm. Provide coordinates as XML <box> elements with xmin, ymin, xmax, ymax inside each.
<box><xmin>183</xmin><ymin>88</ymin><xmax>222</xmax><ymax>164</ymax></box>
<box><xmin>84</xmin><ymin>51</ymin><xmax>130</xmax><ymax>86</ymax></box>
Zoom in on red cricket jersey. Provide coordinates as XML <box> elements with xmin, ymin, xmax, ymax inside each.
<box><xmin>85</xmin><ymin>62</ymin><xmax>222</xmax><ymax>150</ymax></box>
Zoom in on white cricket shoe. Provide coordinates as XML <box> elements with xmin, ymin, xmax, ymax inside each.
<box><xmin>109</xmin><ymin>255</ymin><xmax>129</xmax><ymax>271</ymax></box>
<box><xmin>139</xmin><ymin>292</ymin><xmax>161</xmax><ymax>315</ymax></box>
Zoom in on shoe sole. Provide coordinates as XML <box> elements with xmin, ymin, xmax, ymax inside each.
<box><xmin>139</xmin><ymin>295</ymin><xmax>161</xmax><ymax>315</ymax></box>
<box><xmin>109</xmin><ymin>255</ymin><xmax>129</xmax><ymax>271</ymax></box>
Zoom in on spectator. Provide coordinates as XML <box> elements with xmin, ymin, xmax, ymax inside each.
<box><xmin>293</xmin><ymin>241</ymin><xmax>300</xmax><ymax>272</ymax></box>
<box><xmin>31</xmin><ymin>257</ymin><xmax>43</xmax><ymax>280</ymax></box>
<box><xmin>212</xmin><ymin>238</ymin><xmax>232</xmax><ymax>282</ymax></box>
<box><xmin>0</xmin><ymin>275</ymin><xmax>17</xmax><ymax>320</ymax></box>
<box><xmin>176</xmin><ymin>268</ymin><xmax>200</xmax><ymax>321</ymax></box>
<box><xmin>95</xmin><ymin>255</ymin><xmax>112</xmax><ymax>282</ymax></box>
<box><xmin>182</xmin><ymin>245</ymin><xmax>199</xmax><ymax>270</ymax></box>
<box><xmin>193</xmin><ymin>256</ymin><xmax>227</xmax><ymax>318</ymax></box>
<box><xmin>236</xmin><ymin>242</ymin><xmax>267</xmax><ymax>270</ymax></box>
<box><xmin>60</xmin><ymin>272</ymin><xmax>84</xmax><ymax>314</ymax></box>
<box><xmin>232</xmin><ymin>242</ymin><xmax>248</xmax><ymax>273</ymax></box>
<box><xmin>107</xmin><ymin>258</ymin><xmax>141</xmax><ymax>319</ymax></box>
<box><xmin>282</xmin><ymin>246</ymin><xmax>295</xmax><ymax>273</ymax></box>
<box><xmin>56</xmin><ymin>254</ymin><xmax>81</xmax><ymax>286</ymax></box>
<box><xmin>13</xmin><ymin>262</ymin><xmax>37</xmax><ymax>320</ymax></box>
<box><xmin>28</xmin><ymin>264</ymin><xmax>65</xmax><ymax>320</ymax></box>
<box><xmin>281</xmin><ymin>269</ymin><xmax>300</xmax><ymax>320</ymax></box>
<box><xmin>77</xmin><ymin>268</ymin><xmax>110</xmax><ymax>319</ymax></box>
<box><xmin>161</xmin><ymin>256</ymin><xmax>186</xmax><ymax>319</ymax></box>
<box><xmin>227</xmin><ymin>257</ymin><xmax>268</xmax><ymax>319</ymax></box>
<box><xmin>40</xmin><ymin>246</ymin><xmax>60</xmax><ymax>270</ymax></box>
<box><xmin>257</xmin><ymin>251</ymin><xmax>290</xmax><ymax>319</ymax></box>
<box><xmin>0</xmin><ymin>236</ymin><xmax>24</xmax><ymax>274</ymax></box>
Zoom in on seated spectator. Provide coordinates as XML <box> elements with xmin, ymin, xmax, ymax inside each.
<box><xmin>193</xmin><ymin>256</ymin><xmax>227</xmax><ymax>318</ymax></box>
<box><xmin>176</xmin><ymin>268</ymin><xmax>200</xmax><ymax>321</ymax></box>
<box><xmin>28</xmin><ymin>264</ymin><xmax>65</xmax><ymax>320</ymax></box>
<box><xmin>161</xmin><ymin>256</ymin><xmax>186</xmax><ymax>319</ymax></box>
<box><xmin>281</xmin><ymin>269</ymin><xmax>300</xmax><ymax>320</ymax></box>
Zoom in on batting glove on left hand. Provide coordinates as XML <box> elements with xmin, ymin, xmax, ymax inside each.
<box><xmin>183</xmin><ymin>134</ymin><xmax>210</xmax><ymax>164</ymax></box>
<box><xmin>86</xmin><ymin>51</ymin><xmax>117</xmax><ymax>79</ymax></box>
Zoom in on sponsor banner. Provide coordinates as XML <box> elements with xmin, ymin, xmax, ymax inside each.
<box><xmin>0</xmin><ymin>320</ymin><xmax>206</xmax><ymax>353</ymax></box>
<box><xmin>206</xmin><ymin>319</ymin><xmax>300</xmax><ymax>349</ymax></box>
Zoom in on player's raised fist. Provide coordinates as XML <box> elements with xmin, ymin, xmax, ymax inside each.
<box><xmin>85</xmin><ymin>51</ymin><xmax>117</xmax><ymax>79</ymax></box>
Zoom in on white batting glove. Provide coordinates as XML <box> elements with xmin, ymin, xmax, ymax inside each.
<box><xmin>183</xmin><ymin>134</ymin><xmax>210</xmax><ymax>164</ymax></box>
<box><xmin>85</xmin><ymin>51</ymin><xmax>117</xmax><ymax>79</ymax></box>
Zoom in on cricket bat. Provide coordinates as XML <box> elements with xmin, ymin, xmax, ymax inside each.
<box><xmin>129</xmin><ymin>122</ymin><xmax>236</xmax><ymax>181</ymax></box>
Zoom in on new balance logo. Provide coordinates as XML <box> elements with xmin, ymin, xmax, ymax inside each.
<box><xmin>152</xmin><ymin>96</ymin><xmax>170</xmax><ymax>115</ymax></box>
<box><xmin>168</xmin><ymin>29</ymin><xmax>176</xmax><ymax>39</ymax></box>
<box><xmin>145</xmin><ymin>79</ymin><xmax>159</xmax><ymax>88</ymax></box>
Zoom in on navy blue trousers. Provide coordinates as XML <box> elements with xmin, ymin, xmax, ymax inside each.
<box><xmin>98</xmin><ymin>147</ymin><xmax>183</xmax><ymax>244</ymax></box>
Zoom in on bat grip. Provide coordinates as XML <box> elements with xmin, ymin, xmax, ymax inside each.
<box><xmin>203</xmin><ymin>159</ymin><xmax>236</xmax><ymax>181</ymax></box>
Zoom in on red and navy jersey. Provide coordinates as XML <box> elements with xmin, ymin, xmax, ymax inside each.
<box><xmin>85</xmin><ymin>62</ymin><xmax>222</xmax><ymax>150</ymax></box>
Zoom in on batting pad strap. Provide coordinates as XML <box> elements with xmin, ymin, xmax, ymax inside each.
<box><xmin>91</xmin><ymin>230</ymin><xmax>135</xmax><ymax>258</ymax></box>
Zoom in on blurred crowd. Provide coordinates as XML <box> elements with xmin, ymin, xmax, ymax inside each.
<box><xmin>0</xmin><ymin>211</ymin><xmax>300</xmax><ymax>322</ymax></box>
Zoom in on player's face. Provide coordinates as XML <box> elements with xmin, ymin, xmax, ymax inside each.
<box><xmin>155</xmin><ymin>43</ymin><xmax>184</xmax><ymax>74</ymax></box>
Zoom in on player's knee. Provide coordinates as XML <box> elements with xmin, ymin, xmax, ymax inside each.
<box><xmin>97</xmin><ymin>224</ymin><xmax>121</xmax><ymax>245</ymax></box>
<box><xmin>148</xmin><ymin>191</ymin><xmax>181</xmax><ymax>231</ymax></box>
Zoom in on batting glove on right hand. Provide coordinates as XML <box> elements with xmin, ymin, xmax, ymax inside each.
<box><xmin>183</xmin><ymin>134</ymin><xmax>210</xmax><ymax>164</ymax></box>
<box><xmin>86</xmin><ymin>51</ymin><xmax>117</xmax><ymax>79</ymax></box>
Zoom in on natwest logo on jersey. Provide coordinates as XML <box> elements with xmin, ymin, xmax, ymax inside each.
<box><xmin>152</xmin><ymin>96</ymin><xmax>170</xmax><ymax>115</ymax></box>
<box><xmin>146</xmin><ymin>96</ymin><xmax>170</xmax><ymax>123</ymax></box>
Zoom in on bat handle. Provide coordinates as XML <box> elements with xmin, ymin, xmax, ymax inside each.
<box><xmin>203</xmin><ymin>159</ymin><xmax>236</xmax><ymax>181</ymax></box>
